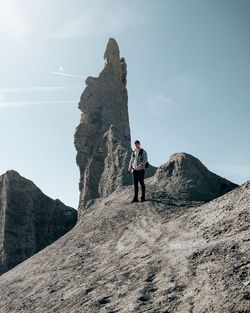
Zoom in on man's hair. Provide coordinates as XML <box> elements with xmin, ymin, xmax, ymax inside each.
<box><xmin>134</xmin><ymin>140</ymin><xmax>140</xmax><ymax>144</ymax></box>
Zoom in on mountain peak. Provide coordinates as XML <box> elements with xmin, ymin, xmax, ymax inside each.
<box><xmin>0</xmin><ymin>171</ymin><xmax>77</xmax><ymax>275</ymax></box>
<box><xmin>3</xmin><ymin>169</ymin><xmax>21</xmax><ymax>178</ymax></box>
<box><xmin>147</xmin><ymin>152</ymin><xmax>238</xmax><ymax>203</ymax></box>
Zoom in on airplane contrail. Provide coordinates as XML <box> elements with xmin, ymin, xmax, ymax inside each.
<box><xmin>48</xmin><ymin>71</ymin><xmax>82</xmax><ymax>78</ymax></box>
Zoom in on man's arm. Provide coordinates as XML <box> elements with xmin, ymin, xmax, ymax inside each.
<box><xmin>138</xmin><ymin>149</ymin><xmax>148</xmax><ymax>169</ymax></box>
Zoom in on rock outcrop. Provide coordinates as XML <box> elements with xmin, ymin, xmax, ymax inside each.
<box><xmin>0</xmin><ymin>179</ymin><xmax>248</xmax><ymax>312</ymax></box>
<box><xmin>0</xmin><ymin>38</ymin><xmax>247</xmax><ymax>313</ymax></box>
<box><xmin>74</xmin><ymin>38</ymin><xmax>156</xmax><ymax>218</ymax></box>
<box><xmin>146</xmin><ymin>152</ymin><xmax>239</xmax><ymax>205</ymax></box>
<box><xmin>0</xmin><ymin>170</ymin><xmax>77</xmax><ymax>275</ymax></box>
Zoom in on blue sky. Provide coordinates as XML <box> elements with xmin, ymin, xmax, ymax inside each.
<box><xmin>0</xmin><ymin>0</ymin><xmax>249</xmax><ymax>210</ymax></box>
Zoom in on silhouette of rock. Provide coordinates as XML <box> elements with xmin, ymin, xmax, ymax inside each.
<box><xmin>0</xmin><ymin>170</ymin><xmax>77</xmax><ymax>275</ymax></box>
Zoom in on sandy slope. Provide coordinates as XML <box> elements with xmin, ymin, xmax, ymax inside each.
<box><xmin>0</xmin><ymin>182</ymin><xmax>249</xmax><ymax>313</ymax></box>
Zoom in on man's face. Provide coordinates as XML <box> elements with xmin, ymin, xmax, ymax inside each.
<box><xmin>135</xmin><ymin>143</ymin><xmax>140</xmax><ymax>149</ymax></box>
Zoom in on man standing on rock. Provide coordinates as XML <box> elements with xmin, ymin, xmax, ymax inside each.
<box><xmin>128</xmin><ymin>140</ymin><xmax>148</xmax><ymax>203</ymax></box>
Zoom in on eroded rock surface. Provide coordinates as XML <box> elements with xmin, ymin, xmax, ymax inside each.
<box><xmin>146</xmin><ymin>152</ymin><xmax>239</xmax><ymax>205</ymax></box>
<box><xmin>0</xmin><ymin>179</ymin><xmax>248</xmax><ymax>312</ymax></box>
<box><xmin>0</xmin><ymin>37</ymin><xmax>247</xmax><ymax>313</ymax></box>
<box><xmin>0</xmin><ymin>170</ymin><xmax>77</xmax><ymax>275</ymax></box>
<box><xmin>74</xmin><ymin>38</ymin><xmax>156</xmax><ymax>217</ymax></box>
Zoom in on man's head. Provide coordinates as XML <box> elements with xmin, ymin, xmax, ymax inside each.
<box><xmin>134</xmin><ymin>139</ymin><xmax>141</xmax><ymax>149</ymax></box>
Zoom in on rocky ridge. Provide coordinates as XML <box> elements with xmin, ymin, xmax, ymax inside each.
<box><xmin>0</xmin><ymin>178</ymin><xmax>248</xmax><ymax>312</ymax></box>
<box><xmin>0</xmin><ymin>170</ymin><xmax>77</xmax><ymax>275</ymax></box>
<box><xmin>0</xmin><ymin>37</ymin><xmax>248</xmax><ymax>313</ymax></box>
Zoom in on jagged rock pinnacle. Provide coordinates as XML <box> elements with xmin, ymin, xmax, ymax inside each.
<box><xmin>74</xmin><ymin>38</ymin><xmax>132</xmax><ymax>218</ymax></box>
<box><xmin>104</xmin><ymin>38</ymin><xmax>120</xmax><ymax>65</ymax></box>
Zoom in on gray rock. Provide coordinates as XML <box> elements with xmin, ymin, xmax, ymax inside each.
<box><xmin>146</xmin><ymin>152</ymin><xmax>239</xmax><ymax>205</ymax></box>
<box><xmin>0</xmin><ymin>37</ymin><xmax>246</xmax><ymax>313</ymax></box>
<box><xmin>74</xmin><ymin>38</ymin><xmax>156</xmax><ymax>218</ymax></box>
<box><xmin>0</xmin><ymin>170</ymin><xmax>77</xmax><ymax>275</ymax></box>
<box><xmin>0</xmin><ymin>180</ymin><xmax>248</xmax><ymax>312</ymax></box>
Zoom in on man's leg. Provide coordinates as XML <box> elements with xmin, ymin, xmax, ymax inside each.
<box><xmin>138</xmin><ymin>169</ymin><xmax>146</xmax><ymax>200</ymax></box>
<box><xmin>132</xmin><ymin>170</ymin><xmax>139</xmax><ymax>200</ymax></box>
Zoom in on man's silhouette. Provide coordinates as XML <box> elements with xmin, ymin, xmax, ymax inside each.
<box><xmin>128</xmin><ymin>140</ymin><xmax>148</xmax><ymax>203</ymax></box>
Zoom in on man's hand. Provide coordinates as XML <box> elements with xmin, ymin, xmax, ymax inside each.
<box><xmin>136</xmin><ymin>164</ymin><xmax>142</xmax><ymax>170</ymax></box>
<box><xmin>128</xmin><ymin>165</ymin><xmax>131</xmax><ymax>172</ymax></box>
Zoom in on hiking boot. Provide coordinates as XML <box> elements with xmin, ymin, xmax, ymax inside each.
<box><xmin>130</xmin><ymin>197</ymin><xmax>139</xmax><ymax>203</ymax></box>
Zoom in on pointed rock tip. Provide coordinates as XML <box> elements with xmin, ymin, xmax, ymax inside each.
<box><xmin>157</xmin><ymin>152</ymin><xmax>203</xmax><ymax>171</ymax></box>
<box><xmin>104</xmin><ymin>37</ymin><xmax>120</xmax><ymax>63</ymax></box>
<box><xmin>169</xmin><ymin>152</ymin><xmax>199</xmax><ymax>163</ymax></box>
<box><xmin>2</xmin><ymin>169</ymin><xmax>21</xmax><ymax>177</ymax></box>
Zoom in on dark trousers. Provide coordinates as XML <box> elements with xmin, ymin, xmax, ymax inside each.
<box><xmin>132</xmin><ymin>169</ymin><xmax>145</xmax><ymax>199</ymax></box>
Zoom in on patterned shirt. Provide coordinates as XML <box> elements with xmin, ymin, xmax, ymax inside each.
<box><xmin>129</xmin><ymin>148</ymin><xmax>148</xmax><ymax>172</ymax></box>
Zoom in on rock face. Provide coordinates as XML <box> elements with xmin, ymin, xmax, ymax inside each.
<box><xmin>146</xmin><ymin>152</ymin><xmax>239</xmax><ymax>204</ymax></box>
<box><xmin>0</xmin><ymin>170</ymin><xmax>77</xmax><ymax>275</ymax></box>
<box><xmin>0</xmin><ymin>38</ymin><xmax>247</xmax><ymax>312</ymax></box>
<box><xmin>0</xmin><ymin>179</ymin><xmax>248</xmax><ymax>312</ymax></box>
<box><xmin>74</xmin><ymin>38</ymin><xmax>156</xmax><ymax>218</ymax></box>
